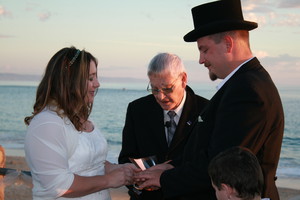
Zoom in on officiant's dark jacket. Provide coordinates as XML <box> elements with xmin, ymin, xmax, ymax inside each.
<box><xmin>118</xmin><ymin>85</ymin><xmax>208</xmax><ymax>200</ymax></box>
<box><xmin>160</xmin><ymin>58</ymin><xmax>284</xmax><ymax>200</ymax></box>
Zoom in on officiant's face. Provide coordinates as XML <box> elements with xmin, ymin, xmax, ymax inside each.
<box><xmin>148</xmin><ymin>72</ymin><xmax>187</xmax><ymax>111</ymax></box>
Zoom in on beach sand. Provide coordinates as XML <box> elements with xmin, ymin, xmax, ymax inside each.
<box><xmin>2</xmin><ymin>156</ymin><xmax>300</xmax><ymax>200</ymax></box>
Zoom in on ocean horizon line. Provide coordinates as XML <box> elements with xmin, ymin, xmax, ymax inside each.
<box><xmin>0</xmin><ymin>72</ymin><xmax>147</xmax><ymax>83</ymax></box>
<box><xmin>0</xmin><ymin>72</ymin><xmax>299</xmax><ymax>91</ymax></box>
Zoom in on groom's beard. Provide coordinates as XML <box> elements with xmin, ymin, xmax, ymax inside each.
<box><xmin>209</xmin><ymin>71</ymin><xmax>218</xmax><ymax>81</ymax></box>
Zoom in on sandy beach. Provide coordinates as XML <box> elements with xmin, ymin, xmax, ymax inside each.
<box><xmin>2</xmin><ymin>155</ymin><xmax>300</xmax><ymax>200</ymax></box>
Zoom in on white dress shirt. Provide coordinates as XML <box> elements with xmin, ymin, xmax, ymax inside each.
<box><xmin>217</xmin><ymin>57</ymin><xmax>255</xmax><ymax>90</ymax></box>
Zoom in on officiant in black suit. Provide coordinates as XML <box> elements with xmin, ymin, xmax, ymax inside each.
<box><xmin>118</xmin><ymin>52</ymin><xmax>208</xmax><ymax>200</ymax></box>
<box><xmin>134</xmin><ymin>0</ymin><xmax>284</xmax><ymax>200</ymax></box>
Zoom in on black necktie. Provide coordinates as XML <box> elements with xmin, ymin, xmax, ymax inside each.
<box><xmin>167</xmin><ymin>111</ymin><xmax>176</xmax><ymax>147</ymax></box>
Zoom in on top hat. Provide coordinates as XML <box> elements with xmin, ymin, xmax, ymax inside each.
<box><xmin>183</xmin><ymin>0</ymin><xmax>258</xmax><ymax>42</ymax></box>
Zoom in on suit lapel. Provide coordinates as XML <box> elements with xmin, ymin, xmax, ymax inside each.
<box><xmin>194</xmin><ymin>57</ymin><xmax>262</xmax><ymax>140</ymax></box>
<box><xmin>147</xmin><ymin>99</ymin><xmax>169</xmax><ymax>151</ymax></box>
<box><xmin>168</xmin><ymin>87</ymin><xmax>199</xmax><ymax>150</ymax></box>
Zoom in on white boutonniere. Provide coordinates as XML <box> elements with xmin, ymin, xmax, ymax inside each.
<box><xmin>198</xmin><ymin>115</ymin><xmax>203</xmax><ymax>122</ymax></box>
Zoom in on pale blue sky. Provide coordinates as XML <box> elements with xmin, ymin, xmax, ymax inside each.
<box><xmin>1</xmin><ymin>0</ymin><xmax>300</xmax><ymax>86</ymax></box>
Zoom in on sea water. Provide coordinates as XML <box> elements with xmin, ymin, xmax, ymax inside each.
<box><xmin>0</xmin><ymin>83</ymin><xmax>299</xmax><ymax>179</ymax></box>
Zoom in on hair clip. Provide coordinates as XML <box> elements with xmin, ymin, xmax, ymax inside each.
<box><xmin>69</xmin><ymin>50</ymin><xmax>81</xmax><ymax>67</ymax></box>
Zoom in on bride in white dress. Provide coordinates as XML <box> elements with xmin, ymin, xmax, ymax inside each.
<box><xmin>24</xmin><ymin>47</ymin><xmax>137</xmax><ymax>200</ymax></box>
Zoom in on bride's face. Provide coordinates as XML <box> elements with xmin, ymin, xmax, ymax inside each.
<box><xmin>85</xmin><ymin>61</ymin><xmax>100</xmax><ymax>104</ymax></box>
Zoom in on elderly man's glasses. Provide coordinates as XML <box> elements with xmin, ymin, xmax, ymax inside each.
<box><xmin>147</xmin><ymin>75</ymin><xmax>181</xmax><ymax>95</ymax></box>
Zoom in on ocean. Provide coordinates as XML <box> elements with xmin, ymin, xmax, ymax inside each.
<box><xmin>0</xmin><ymin>82</ymin><xmax>299</xmax><ymax>179</ymax></box>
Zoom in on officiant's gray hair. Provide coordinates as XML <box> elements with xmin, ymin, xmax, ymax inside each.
<box><xmin>147</xmin><ymin>53</ymin><xmax>186</xmax><ymax>78</ymax></box>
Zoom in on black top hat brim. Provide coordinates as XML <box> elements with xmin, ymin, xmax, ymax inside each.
<box><xmin>184</xmin><ymin>20</ymin><xmax>258</xmax><ymax>42</ymax></box>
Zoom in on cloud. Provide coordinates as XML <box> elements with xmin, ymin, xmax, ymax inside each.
<box><xmin>242</xmin><ymin>2</ymin><xmax>273</xmax><ymax>26</ymax></box>
<box><xmin>243</xmin><ymin>3</ymin><xmax>257</xmax><ymax>11</ymax></box>
<box><xmin>25</xmin><ymin>2</ymin><xmax>40</xmax><ymax>12</ymax></box>
<box><xmin>0</xmin><ymin>34</ymin><xmax>14</xmax><ymax>38</ymax></box>
<box><xmin>24</xmin><ymin>3</ymin><xmax>51</xmax><ymax>22</ymax></box>
<box><xmin>261</xmin><ymin>54</ymin><xmax>300</xmax><ymax>74</ymax></box>
<box><xmin>141</xmin><ymin>12</ymin><xmax>153</xmax><ymax>21</ymax></box>
<box><xmin>260</xmin><ymin>54</ymin><xmax>300</xmax><ymax>86</ymax></box>
<box><xmin>264</xmin><ymin>12</ymin><xmax>300</xmax><ymax>27</ymax></box>
<box><xmin>244</xmin><ymin>12</ymin><xmax>267</xmax><ymax>26</ymax></box>
<box><xmin>253</xmin><ymin>50</ymin><xmax>269</xmax><ymax>58</ymax></box>
<box><xmin>278</xmin><ymin>0</ymin><xmax>300</xmax><ymax>8</ymax></box>
<box><xmin>243</xmin><ymin>4</ymin><xmax>274</xmax><ymax>13</ymax></box>
<box><xmin>243</xmin><ymin>0</ymin><xmax>276</xmax><ymax>13</ymax></box>
<box><xmin>38</xmin><ymin>11</ymin><xmax>51</xmax><ymax>21</ymax></box>
<box><xmin>244</xmin><ymin>0</ymin><xmax>269</xmax><ymax>5</ymax></box>
<box><xmin>242</xmin><ymin>1</ymin><xmax>300</xmax><ymax>28</ymax></box>
<box><xmin>100</xmin><ymin>65</ymin><xmax>146</xmax><ymax>79</ymax></box>
<box><xmin>0</xmin><ymin>5</ymin><xmax>12</xmax><ymax>18</ymax></box>
<box><xmin>275</xmin><ymin>13</ymin><xmax>300</xmax><ymax>26</ymax></box>
<box><xmin>245</xmin><ymin>11</ymin><xmax>300</xmax><ymax>28</ymax></box>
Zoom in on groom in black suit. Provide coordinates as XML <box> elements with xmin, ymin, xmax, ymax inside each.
<box><xmin>134</xmin><ymin>0</ymin><xmax>284</xmax><ymax>200</ymax></box>
<box><xmin>118</xmin><ymin>52</ymin><xmax>208</xmax><ymax>200</ymax></box>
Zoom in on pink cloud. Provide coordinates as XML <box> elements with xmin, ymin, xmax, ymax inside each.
<box><xmin>245</xmin><ymin>10</ymin><xmax>300</xmax><ymax>28</ymax></box>
<box><xmin>0</xmin><ymin>34</ymin><xmax>14</xmax><ymax>38</ymax></box>
<box><xmin>278</xmin><ymin>0</ymin><xmax>300</xmax><ymax>8</ymax></box>
<box><xmin>276</xmin><ymin>13</ymin><xmax>300</xmax><ymax>26</ymax></box>
<box><xmin>38</xmin><ymin>11</ymin><xmax>51</xmax><ymax>21</ymax></box>
<box><xmin>0</xmin><ymin>5</ymin><xmax>12</xmax><ymax>18</ymax></box>
<box><xmin>25</xmin><ymin>2</ymin><xmax>40</xmax><ymax>12</ymax></box>
<box><xmin>260</xmin><ymin>54</ymin><xmax>300</xmax><ymax>86</ymax></box>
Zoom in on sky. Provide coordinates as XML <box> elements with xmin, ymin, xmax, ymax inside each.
<box><xmin>1</xmin><ymin>0</ymin><xmax>300</xmax><ymax>87</ymax></box>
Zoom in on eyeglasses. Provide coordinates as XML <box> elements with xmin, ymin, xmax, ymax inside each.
<box><xmin>147</xmin><ymin>75</ymin><xmax>181</xmax><ymax>95</ymax></box>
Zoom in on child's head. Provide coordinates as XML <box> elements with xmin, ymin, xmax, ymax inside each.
<box><xmin>208</xmin><ymin>146</ymin><xmax>263</xmax><ymax>200</ymax></box>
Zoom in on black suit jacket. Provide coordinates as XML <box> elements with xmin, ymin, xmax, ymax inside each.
<box><xmin>160</xmin><ymin>58</ymin><xmax>284</xmax><ymax>200</ymax></box>
<box><xmin>118</xmin><ymin>86</ymin><xmax>209</xmax><ymax>200</ymax></box>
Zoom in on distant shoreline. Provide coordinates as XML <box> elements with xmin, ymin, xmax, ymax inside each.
<box><xmin>0</xmin><ymin>73</ymin><xmax>215</xmax><ymax>91</ymax></box>
<box><xmin>0</xmin><ymin>72</ymin><xmax>147</xmax><ymax>83</ymax></box>
<box><xmin>0</xmin><ymin>72</ymin><xmax>298</xmax><ymax>91</ymax></box>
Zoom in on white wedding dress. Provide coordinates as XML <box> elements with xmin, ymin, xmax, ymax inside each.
<box><xmin>25</xmin><ymin>107</ymin><xmax>111</xmax><ymax>200</ymax></box>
